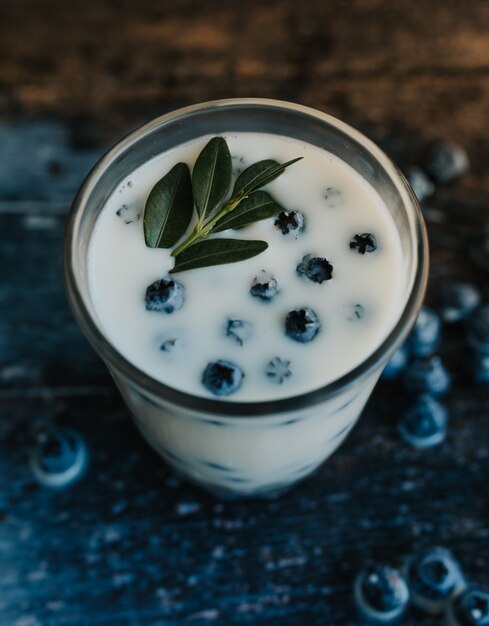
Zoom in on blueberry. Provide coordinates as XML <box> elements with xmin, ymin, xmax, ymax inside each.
<box><xmin>466</xmin><ymin>305</ymin><xmax>489</xmax><ymax>354</ymax></box>
<box><xmin>226</xmin><ymin>319</ymin><xmax>253</xmax><ymax>346</ymax></box>
<box><xmin>115</xmin><ymin>203</ymin><xmax>140</xmax><ymax>224</ymax></box>
<box><xmin>407</xmin><ymin>306</ymin><xmax>442</xmax><ymax>357</ymax></box>
<box><xmin>354</xmin><ymin>563</ymin><xmax>409</xmax><ymax>622</ymax></box>
<box><xmin>398</xmin><ymin>395</ymin><xmax>448</xmax><ymax>448</ymax></box>
<box><xmin>350</xmin><ymin>233</ymin><xmax>377</xmax><ymax>254</ymax></box>
<box><xmin>406</xmin><ymin>166</ymin><xmax>435</xmax><ymax>203</ymax></box>
<box><xmin>324</xmin><ymin>186</ymin><xmax>342</xmax><ymax>207</ymax></box>
<box><xmin>436</xmin><ymin>283</ymin><xmax>481</xmax><ymax>323</ymax></box>
<box><xmin>202</xmin><ymin>360</ymin><xmax>243</xmax><ymax>396</ymax></box>
<box><xmin>266</xmin><ymin>357</ymin><xmax>292</xmax><ymax>384</ymax></box>
<box><xmin>404</xmin><ymin>356</ymin><xmax>451</xmax><ymax>397</ymax></box>
<box><xmin>406</xmin><ymin>547</ymin><xmax>465</xmax><ymax>614</ymax></box>
<box><xmin>145</xmin><ymin>277</ymin><xmax>184</xmax><ymax>313</ymax></box>
<box><xmin>470</xmin><ymin>231</ymin><xmax>489</xmax><ymax>272</ymax></box>
<box><xmin>250</xmin><ymin>271</ymin><xmax>278</xmax><ymax>301</ymax></box>
<box><xmin>160</xmin><ymin>338</ymin><xmax>180</xmax><ymax>352</ymax></box>
<box><xmin>296</xmin><ymin>254</ymin><xmax>333</xmax><ymax>284</ymax></box>
<box><xmin>285</xmin><ymin>308</ymin><xmax>321</xmax><ymax>343</ymax></box>
<box><xmin>274</xmin><ymin>210</ymin><xmax>305</xmax><ymax>235</ymax></box>
<box><xmin>30</xmin><ymin>428</ymin><xmax>88</xmax><ymax>488</ymax></box>
<box><xmin>468</xmin><ymin>352</ymin><xmax>489</xmax><ymax>385</ymax></box>
<box><xmin>347</xmin><ymin>303</ymin><xmax>366</xmax><ymax>321</ymax></box>
<box><xmin>382</xmin><ymin>345</ymin><xmax>409</xmax><ymax>380</ymax></box>
<box><xmin>425</xmin><ymin>142</ymin><xmax>469</xmax><ymax>184</ymax></box>
<box><xmin>447</xmin><ymin>585</ymin><xmax>489</xmax><ymax>626</ymax></box>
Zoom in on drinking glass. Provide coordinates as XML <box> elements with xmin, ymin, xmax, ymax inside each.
<box><xmin>64</xmin><ymin>99</ymin><xmax>428</xmax><ymax>499</ymax></box>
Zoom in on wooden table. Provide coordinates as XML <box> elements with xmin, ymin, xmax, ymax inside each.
<box><xmin>1</xmin><ymin>1</ymin><xmax>488</xmax><ymax>624</ymax></box>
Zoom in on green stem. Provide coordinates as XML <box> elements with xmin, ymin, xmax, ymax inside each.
<box><xmin>171</xmin><ymin>195</ymin><xmax>244</xmax><ymax>257</ymax></box>
<box><xmin>171</xmin><ymin>225</ymin><xmax>203</xmax><ymax>257</ymax></box>
<box><xmin>201</xmin><ymin>195</ymin><xmax>243</xmax><ymax>233</ymax></box>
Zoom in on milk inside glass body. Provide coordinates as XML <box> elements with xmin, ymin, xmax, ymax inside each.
<box><xmin>64</xmin><ymin>100</ymin><xmax>428</xmax><ymax>498</ymax></box>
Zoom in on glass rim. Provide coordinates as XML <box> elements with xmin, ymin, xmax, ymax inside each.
<box><xmin>63</xmin><ymin>98</ymin><xmax>429</xmax><ymax>417</ymax></box>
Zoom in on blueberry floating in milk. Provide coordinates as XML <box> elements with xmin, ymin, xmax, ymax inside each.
<box><xmin>250</xmin><ymin>270</ymin><xmax>279</xmax><ymax>301</ymax></box>
<box><xmin>266</xmin><ymin>357</ymin><xmax>292</xmax><ymax>384</ymax></box>
<box><xmin>160</xmin><ymin>338</ymin><xmax>180</xmax><ymax>352</ymax></box>
<box><xmin>285</xmin><ymin>307</ymin><xmax>321</xmax><ymax>343</ymax></box>
<box><xmin>202</xmin><ymin>360</ymin><xmax>244</xmax><ymax>396</ymax></box>
<box><xmin>347</xmin><ymin>304</ymin><xmax>365</xmax><ymax>321</ymax></box>
<box><xmin>145</xmin><ymin>277</ymin><xmax>184</xmax><ymax>313</ymax></box>
<box><xmin>274</xmin><ymin>210</ymin><xmax>305</xmax><ymax>235</ymax></box>
<box><xmin>324</xmin><ymin>186</ymin><xmax>342</xmax><ymax>208</ymax></box>
<box><xmin>226</xmin><ymin>319</ymin><xmax>253</xmax><ymax>346</ymax></box>
<box><xmin>296</xmin><ymin>254</ymin><xmax>333</xmax><ymax>284</ymax></box>
<box><xmin>350</xmin><ymin>232</ymin><xmax>377</xmax><ymax>254</ymax></box>
<box><xmin>116</xmin><ymin>204</ymin><xmax>140</xmax><ymax>224</ymax></box>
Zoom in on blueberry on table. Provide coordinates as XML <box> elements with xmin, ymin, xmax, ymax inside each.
<box><xmin>436</xmin><ymin>283</ymin><xmax>481</xmax><ymax>323</ymax></box>
<box><xmin>407</xmin><ymin>306</ymin><xmax>441</xmax><ymax>357</ymax></box>
<box><xmin>466</xmin><ymin>305</ymin><xmax>489</xmax><ymax>354</ymax></box>
<box><xmin>382</xmin><ymin>345</ymin><xmax>409</xmax><ymax>380</ymax></box>
<box><xmin>468</xmin><ymin>352</ymin><xmax>489</xmax><ymax>385</ymax></box>
<box><xmin>285</xmin><ymin>307</ymin><xmax>321</xmax><ymax>343</ymax></box>
<box><xmin>296</xmin><ymin>254</ymin><xmax>333</xmax><ymax>284</ymax></box>
<box><xmin>145</xmin><ymin>277</ymin><xmax>184</xmax><ymax>313</ymax></box>
<box><xmin>354</xmin><ymin>563</ymin><xmax>409</xmax><ymax>622</ymax></box>
<box><xmin>266</xmin><ymin>357</ymin><xmax>292</xmax><ymax>384</ymax></box>
<box><xmin>250</xmin><ymin>271</ymin><xmax>278</xmax><ymax>301</ymax></box>
<box><xmin>404</xmin><ymin>355</ymin><xmax>451</xmax><ymax>397</ymax></box>
<box><xmin>406</xmin><ymin>547</ymin><xmax>465</xmax><ymax>614</ymax></box>
<box><xmin>226</xmin><ymin>319</ymin><xmax>253</xmax><ymax>346</ymax></box>
<box><xmin>425</xmin><ymin>141</ymin><xmax>469</xmax><ymax>184</ymax></box>
<box><xmin>202</xmin><ymin>360</ymin><xmax>243</xmax><ymax>396</ymax></box>
<box><xmin>399</xmin><ymin>394</ymin><xmax>448</xmax><ymax>448</ymax></box>
<box><xmin>274</xmin><ymin>210</ymin><xmax>305</xmax><ymax>235</ymax></box>
<box><xmin>406</xmin><ymin>166</ymin><xmax>435</xmax><ymax>203</ymax></box>
<box><xmin>30</xmin><ymin>428</ymin><xmax>88</xmax><ymax>488</ymax></box>
<box><xmin>350</xmin><ymin>233</ymin><xmax>377</xmax><ymax>254</ymax></box>
<box><xmin>447</xmin><ymin>585</ymin><xmax>489</xmax><ymax>626</ymax></box>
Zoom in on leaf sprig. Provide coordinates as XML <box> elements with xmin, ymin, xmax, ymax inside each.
<box><xmin>143</xmin><ymin>136</ymin><xmax>302</xmax><ymax>273</ymax></box>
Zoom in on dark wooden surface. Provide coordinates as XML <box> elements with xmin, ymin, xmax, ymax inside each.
<box><xmin>1</xmin><ymin>1</ymin><xmax>488</xmax><ymax>624</ymax></box>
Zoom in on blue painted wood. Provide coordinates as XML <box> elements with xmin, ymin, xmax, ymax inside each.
<box><xmin>0</xmin><ymin>120</ymin><xmax>488</xmax><ymax>626</ymax></box>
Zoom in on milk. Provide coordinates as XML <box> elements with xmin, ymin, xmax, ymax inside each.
<box><xmin>88</xmin><ymin>132</ymin><xmax>403</xmax><ymax>402</ymax></box>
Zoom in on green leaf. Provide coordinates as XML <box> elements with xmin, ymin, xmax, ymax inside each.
<box><xmin>233</xmin><ymin>157</ymin><xmax>303</xmax><ymax>197</ymax></box>
<box><xmin>212</xmin><ymin>191</ymin><xmax>283</xmax><ymax>233</ymax></box>
<box><xmin>192</xmin><ymin>137</ymin><xmax>232</xmax><ymax>219</ymax></box>
<box><xmin>170</xmin><ymin>238</ymin><xmax>268</xmax><ymax>273</ymax></box>
<box><xmin>143</xmin><ymin>163</ymin><xmax>193</xmax><ymax>248</ymax></box>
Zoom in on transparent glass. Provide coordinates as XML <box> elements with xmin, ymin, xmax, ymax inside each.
<box><xmin>64</xmin><ymin>99</ymin><xmax>428</xmax><ymax>499</ymax></box>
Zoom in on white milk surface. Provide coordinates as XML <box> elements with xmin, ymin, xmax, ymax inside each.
<box><xmin>88</xmin><ymin>133</ymin><xmax>403</xmax><ymax>401</ymax></box>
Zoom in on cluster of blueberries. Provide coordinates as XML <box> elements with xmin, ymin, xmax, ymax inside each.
<box><xmin>405</xmin><ymin>142</ymin><xmax>489</xmax><ymax>275</ymax></box>
<box><xmin>382</xmin><ymin>286</ymin><xmax>487</xmax><ymax>448</ymax></box>
<box><xmin>354</xmin><ymin>547</ymin><xmax>488</xmax><ymax>625</ymax></box>
<box><xmin>380</xmin><ymin>141</ymin><xmax>488</xmax><ymax>448</ymax></box>
<box><xmin>405</xmin><ymin>142</ymin><xmax>469</xmax><ymax>204</ymax></box>
<box><xmin>144</xmin><ymin>229</ymin><xmax>377</xmax><ymax>396</ymax></box>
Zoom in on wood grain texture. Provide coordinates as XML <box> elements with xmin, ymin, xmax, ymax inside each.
<box><xmin>1</xmin><ymin>1</ymin><xmax>489</xmax><ymax>624</ymax></box>
<box><xmin>1</xmin><ymin>0</ymin><xmax>489</xmax><ymax>173</ymax></box>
